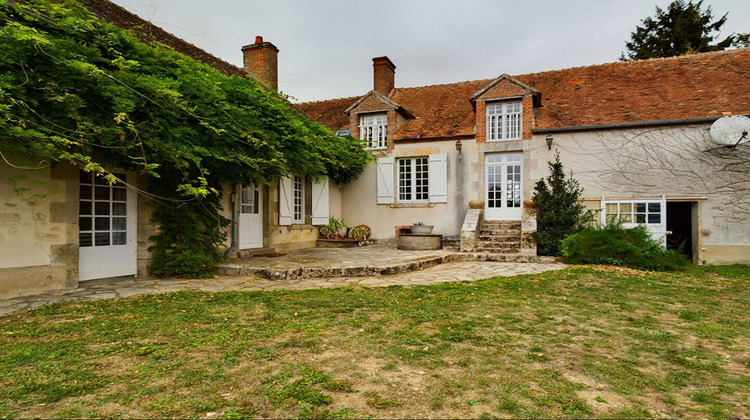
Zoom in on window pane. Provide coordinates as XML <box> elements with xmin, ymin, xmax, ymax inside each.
<box><xmin>79</xmin><ymin>217</ymin><xmax>92</xmax><ymax>231</ymax></box>
<box><xmin>620</xmin><ymin>214</ymin><xmax>632</xmax><ymax>223</ymax></box>
<box><xmin>95</xmin><ymin>202</ymin><xmax>110</xmax><ymax>215</ymax></box>
<box><xmin>636</xmin><ymin>214</ymin><xmax>646</xmax><ymax>223</ymax></box>
<box><xmin>95</xmin><ymin>217</ymin><xmax>110</xmax><ymax>231</ymax></box>
<box><xmin>79</xmin><ymin>185</ymin><xmax>92</xmax><ymax>200</ymax></box>
<box><xmin>79</xmin><ymin>233</ymin><xmax>92</xmax><ymax>247</ymax></box>
<box><xmin>112</xmin><ymin>232</ymin><xmax>127</xmax><ymax>245</ymax></box>
<box><xmin>112</xmin><ymin>217</ymin><xmax>127</xmax><ymax>231</ymax></box>
<box><xmin>112</xmin><ymin>202</ymin><xmax>127</xmax><ymax>216</ymax></box>
<box><xmin>95</xmin><ymin>232</ymin><xmax>110</xmax><ymax>246</ymax></box>
<box><xmin>79</xmin><ymin>170</ymin><xmax>92</xmax><ymax>184</ymax></box>
<box><xmin>95</xmin><ymin>186</ymin><xmax>109</xmax><ymax>200</ymax></box>
<box><xmin>605</xmin><ymin>203</ymin><xmax>617</xmax><ymax>214</ymax></box>
<box><xmin>635</xmin><ymin>203</ymin><xmax>646</xmax><ymax>213</ymax></box>
<box><xmin>79</xmin><ymin>201</ymin><xmax>92</xmax><ymax>216</ymax></box>
<box><xmin>619</xmin><ymin>203</ymin><xmax>632</xmax><ymax>213</ymax></box>
<box><xmin>648</xmin><ymin>214</ymin><xmax>661</xmax><ymax>224</ymax></box>
<box><xmin>112</xmin><ymin>188</ymin><xmax>127</xmax><ymax>202</ymax></box>
<box><xmin>648</xmin><ymin>202</ymin><xmax>661</xmax><ymax>213</ymax></box>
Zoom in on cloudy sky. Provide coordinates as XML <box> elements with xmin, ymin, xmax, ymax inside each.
<box><xmin>112</xmin><ymin>0</ymin><xmax>750</xmax><ymax>103</ymax></box>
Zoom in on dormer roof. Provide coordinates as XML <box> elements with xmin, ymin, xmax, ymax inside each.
<box><xmin>470</xmin><ymin>74</ymin><xmax>541</xmax><ymax>105</ymax></box>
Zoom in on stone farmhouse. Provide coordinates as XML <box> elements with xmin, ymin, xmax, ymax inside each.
<box><xmin>1</xmin><ymin>0</ymin><xmax>748</xmax><ymax>300</ymax></box>
<box><xmin>296</xmin><ymin>49</ymin><xmax>750</xmax><ymax>265</ymax></box>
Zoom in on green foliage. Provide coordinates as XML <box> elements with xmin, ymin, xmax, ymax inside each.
<box><xmin>319</xmin><ymin>216</ymin><xmax>346</xmax><ymax>239</ymax></box>
<box><xmin>621</xmin><ymin>0</ymin><xmax>735</xmax><ymax>60</ymax></box>
<box><xmin>531</xmin><ymin>152</ymin><xmax>595</xmax><ymax>256</ymax></box>
<box><xmin>560</xmin><ymin>224</ymin><xmax>690</xmax><ymax>271</ymax></box>
<box><xmin>0</xmin><ymin>0</ymin><xmax>370</xmax><ymax>276</ymax></box>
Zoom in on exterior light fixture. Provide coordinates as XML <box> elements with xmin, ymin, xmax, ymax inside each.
<box><xmin>545</xmin><ymin>134</ymin><xmax>554</xmax><ymax>150</ymax></box>
<box><xmin>455</xmin><ymin>139</ymin><xmax>462</xmax><ymax>154</ymax></box>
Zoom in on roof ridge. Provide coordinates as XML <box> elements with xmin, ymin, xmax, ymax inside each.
<box><xmin>296</xmin><ymin>95</ymin><xmax>361</xmax><ymax>106</ymax></box>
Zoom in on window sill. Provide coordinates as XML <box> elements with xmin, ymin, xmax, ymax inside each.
<box><xmin>387</xmin><ymin>202</ymin><xmax>435</xmax><ymax>208</ymax></box>
<box><xmin>288</xmin><ymin>224</ymin><xmax>314</xmax><ymax>230</ymax></box>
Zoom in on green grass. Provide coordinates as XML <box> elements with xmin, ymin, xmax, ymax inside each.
<box><xmin>1</xmin><ymin>265</ymin><xmax>749</xmax><ymax>418</ymax></box>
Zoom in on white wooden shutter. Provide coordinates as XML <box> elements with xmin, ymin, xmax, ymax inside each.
<box><xmin>278</xmin><ymin>176</ymin><xmax>293</xmax><ymax>226</ymax></box>
<box><xmin>429</xmin><ymin>154</ymin><xmax>447</xmax><ymax>203</ymax></box>
<box><xmin>311</xmin><ymin>176</ymin><xmax>329</xmax><ymax>225</ymax></box>
<box><xmin>376</xmin><ymin>157</ymin><xmax>394</xmax><ymax>204</ymax></box>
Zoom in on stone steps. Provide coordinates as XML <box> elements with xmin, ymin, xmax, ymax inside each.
<box><xmin>476</xmin><ymin>220</ymin><xmax>523</xmax><ymax>255</ymax></box>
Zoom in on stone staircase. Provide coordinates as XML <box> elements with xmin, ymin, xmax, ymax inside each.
<box><xmin>475</xmin><ymin>220</ymin><xmax>522</xmax><ymax>254</ymax></box>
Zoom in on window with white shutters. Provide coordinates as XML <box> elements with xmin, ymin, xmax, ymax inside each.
<box><xmin>360</xmin><ymin>114</ymin><xmax>387</xmax><ymax>149</ymax></box>
<box><xmin>486</xmin><ymin>101</ymin><xmax>522</xmax><ymax>141</ymax></box>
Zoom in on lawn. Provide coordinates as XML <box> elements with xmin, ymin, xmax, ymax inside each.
<box><xmin>0</xmin><ymin>264</ymin><xmax>748</xmax><ymax>419</ymax></box>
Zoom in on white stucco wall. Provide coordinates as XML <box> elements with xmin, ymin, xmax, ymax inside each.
<box><xmin>529</xmin><ymin>124</ymin><xmax>750</xmax><ymax>264</ymax></box>
<box><xmin>341</xmin><ymin>140</ymin><xmax>476</xmax><ymax>240</ymax></box>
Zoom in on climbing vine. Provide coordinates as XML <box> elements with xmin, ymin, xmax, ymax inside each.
<box><xmin>0</xmin><ymin>0</ymin><xmax>370</xmax><ymax>276</ymax></box>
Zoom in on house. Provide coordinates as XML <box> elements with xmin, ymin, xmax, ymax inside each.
<box><xmin>297</xmin><ymin>49</ymin><xmax>750</xmax><ymax>264</ymax></box>
<box><xmin>0</xmin><ymin>0</ymin><xmax>348</xmax><ymax>299</ymax></box>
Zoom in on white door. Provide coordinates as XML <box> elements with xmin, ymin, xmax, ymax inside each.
<box><xmin>239</xmin><ymin>184</ymin><xmax>263</xmax><ymax>249</ymax></box>
<box><xmin>78</xmin><ymin>171</ymin><xmax>137</xmax><ymax>281</ymax></box>
<box><xmin>485</xmin><ymin>152</ymin><xmax>523</xmax><ymax>220</ymax></box>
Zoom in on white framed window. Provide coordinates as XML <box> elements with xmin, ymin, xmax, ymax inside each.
<box><xmin>398</xmin><ymin>157</ymin><xmax>429</xmax><ymax>202</ymax></box>
<box><xmin>486</xmin><ymin>101</ymin><xmax>522</xmax><ymax>141</ymax></box>
<box><xmin>292</xmin><ymin>175</ymin><xmax>304</xmax><ymax>223</ymax></box>
<box><xmin>360</xmin><ymin>113</ymin><xmax>387</xmax><ymax>149</ymax></box>
<box><xmin>601</xmin><ymin>198</ymin><xmax>667</xmax><ymax>247</ymax></box>
<box><xmin>603</xmin><ymin>200</ymin><xmax>662</xmax><ymax>225</ymax></box>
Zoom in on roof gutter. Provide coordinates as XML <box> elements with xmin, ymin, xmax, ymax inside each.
<box><xmin>530</xmin><ymin>116</ymin><xmax>741</xmax><ymax>134</ymax></box>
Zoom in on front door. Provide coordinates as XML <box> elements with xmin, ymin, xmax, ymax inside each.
<box><xmin>239</xmin><ymin>184</ymin><xmax>263</xmax><ymax>249</ymax></box>
<box><xmin>485</xmin><ymin>152</ymin><xmax>523</xmax><ymax>220</ymax></box>
<box><xmin>78</xmin><ymin>171</ymin><xmax>137</xmax><ymax>281</ymax></box>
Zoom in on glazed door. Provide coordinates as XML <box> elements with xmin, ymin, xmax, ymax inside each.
<box><xmin>78</xmin><ymin>171</ymin><xmax>137</xmax><ymax>280</ymax></box>
<box><xmin>239</xmin><ymin>184</ymin><xmax>263</xmax><ymax>249</ymax></box>
<box><xmin>485</xmin><ymin>152</ymin><xmax>523</xmax><ymax>220</ymax></box>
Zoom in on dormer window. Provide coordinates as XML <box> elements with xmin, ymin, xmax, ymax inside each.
<box><xmin>360</xmin><ymin>113</ymin><xmax>387</xmax><ymax>149</ymax></box>
<box><xmin>486</xmin><ymin>101</ymin><xmax>521</xmax><ymax>141</ymax></box>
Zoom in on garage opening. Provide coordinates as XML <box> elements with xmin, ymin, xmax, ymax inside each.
<box><xmin>666</xmin><ymin>201</ymin><xmax>697</xmax><ymax>262</ymax></box>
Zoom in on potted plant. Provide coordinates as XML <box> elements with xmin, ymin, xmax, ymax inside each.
<box><xmin>410</xmin><ymin>221</ymin><xmax>434</xmax><ymax>234</ymax></box>
<box><xmin>319</xmin><ymin>216</ymin><xmax>346</xmax><ymax>239</ymax></box>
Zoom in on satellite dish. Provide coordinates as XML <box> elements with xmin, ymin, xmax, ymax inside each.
<box><xmin>706</xmin><ymin>115</ymin><xmax>750</xmax><ymax>151</ymax></box>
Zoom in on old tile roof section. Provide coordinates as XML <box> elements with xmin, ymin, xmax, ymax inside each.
<box><xmin>74</xmin><ymin>0</ymin><xmax>246</xmax><ymax>77</ymax></box>
<box><xmin>298</xmin><ymin>48</ymin><xmax>750</xmax><ymax>139</ymax></box>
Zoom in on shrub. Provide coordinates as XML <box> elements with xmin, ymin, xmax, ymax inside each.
<box><xmin>531</xmin><ymin>152</ymin><xmax>596</xmax><ymax>256</ymax></box>
<box><xmin>560</xmin><ymin>224</ymin><xmax>690</xmax><ymax>271</ymax></box>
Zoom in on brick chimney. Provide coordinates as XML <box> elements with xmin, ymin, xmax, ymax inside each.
<box><xmin>373</xmin><ymin>56</ymin><xmax>396</xmax><ymax>96</ymax></box>
<box><xmin>242</xmin><ymin>36</ymin><xmax>279</xmax><ymax>91</ymax></box>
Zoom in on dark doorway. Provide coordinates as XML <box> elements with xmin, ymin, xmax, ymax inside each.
<box><xmin>666</xmin><ymin>202</ymin><xmax>694</xmax><ymax>259</ymax></box>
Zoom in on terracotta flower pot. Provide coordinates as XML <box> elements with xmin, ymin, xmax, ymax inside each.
<box><xmin>523</xmin><ymin>199</ymin><xmax>537</xmax><ymax>208</ymax></box>
<box><xmin>469</xmin><ymin>200</ymin><xmax>485</xmax><ymax>209</ymax></box>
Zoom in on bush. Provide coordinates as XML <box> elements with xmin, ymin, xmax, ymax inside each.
<box><xmin>532</xmin><ymin>152</ymin><xmax>596</xmax><ymax>256</ymax></box>
<box><xmin>560</xmin><ymin>224</ymin><xmax>690</xmax><ymax>271</ymax></box>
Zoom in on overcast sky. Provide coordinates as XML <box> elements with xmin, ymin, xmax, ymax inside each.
<box><xmin>112</xmin><ymin>0</ymin><xmax>750</xmax><ymax>103</ymax></box>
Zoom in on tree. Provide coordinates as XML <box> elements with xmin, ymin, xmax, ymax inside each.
<box><xmin>621</xmin><ymin>0</ymin><xmax>735</xmax><ymax>60</ymax></box>
<box><xmin>531</xmin><ymin>153</ymin><xmax>595</xmax><ymax>257</ymax></box>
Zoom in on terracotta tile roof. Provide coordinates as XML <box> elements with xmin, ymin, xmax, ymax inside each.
<box><xmin>296</xmin><ymin>96</ymin><xmax>359</xmax><ymax>131</ymax></box>
<box><xmin>74</xmin><ymin>0</ymin><xmax>246</xmax><ymax>77</ymax></box>
<box><xmin>298</xmin><ymin>48</ymin><xmax>750</xmax><ymax>139</ymax></box>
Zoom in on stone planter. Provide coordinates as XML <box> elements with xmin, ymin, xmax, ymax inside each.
<box><xmin>469</xmin><ymin>200</ymin><xmax>485</xmax><ymax>209</ymax></box>
<box><xmin>410</xmin><ymin>225</ymin><xmax>434</xmax><ymax>234</ymax></box>
<box><xmin>398</xmin><ymin>234</ymin><xmax>443</xmax><ymax>250</ymax></box>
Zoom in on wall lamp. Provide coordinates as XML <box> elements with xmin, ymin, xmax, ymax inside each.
<box><xmin>545</xmin><ymin>134</ymin><xmax>554</xmax><ymax>150</ymax></box>
<box><xmin>455</xmin><ymin>139</ymin><xmax>462</xmax><ymax>155</ymax></box>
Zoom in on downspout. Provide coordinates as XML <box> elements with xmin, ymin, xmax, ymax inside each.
<box><xmin>224</xmin><ymin>186</ymin><xmax>240</xmax><ymax>259</ymax></box>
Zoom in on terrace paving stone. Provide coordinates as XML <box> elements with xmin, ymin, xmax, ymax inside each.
<box><xmin>0</xmin><ymin>243</ymin><xmax>564</xmax><ymax>316</ymax></box>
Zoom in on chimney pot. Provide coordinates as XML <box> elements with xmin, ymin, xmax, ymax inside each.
<box><xmin>255</xmin><ymin>35</ymin><xmax>263</xmax><ymax>44</ymax></box>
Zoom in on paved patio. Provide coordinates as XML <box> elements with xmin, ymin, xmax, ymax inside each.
<box><xmin>0</xmin><ymin>243</ymin><xmax>563</xmax><ymax>316</ymax></box>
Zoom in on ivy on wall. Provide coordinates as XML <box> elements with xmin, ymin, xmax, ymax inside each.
<box><xmin>0</xmin><ymin>0</ymin><xmax>370</xmax><ymax>276</ymax></box>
